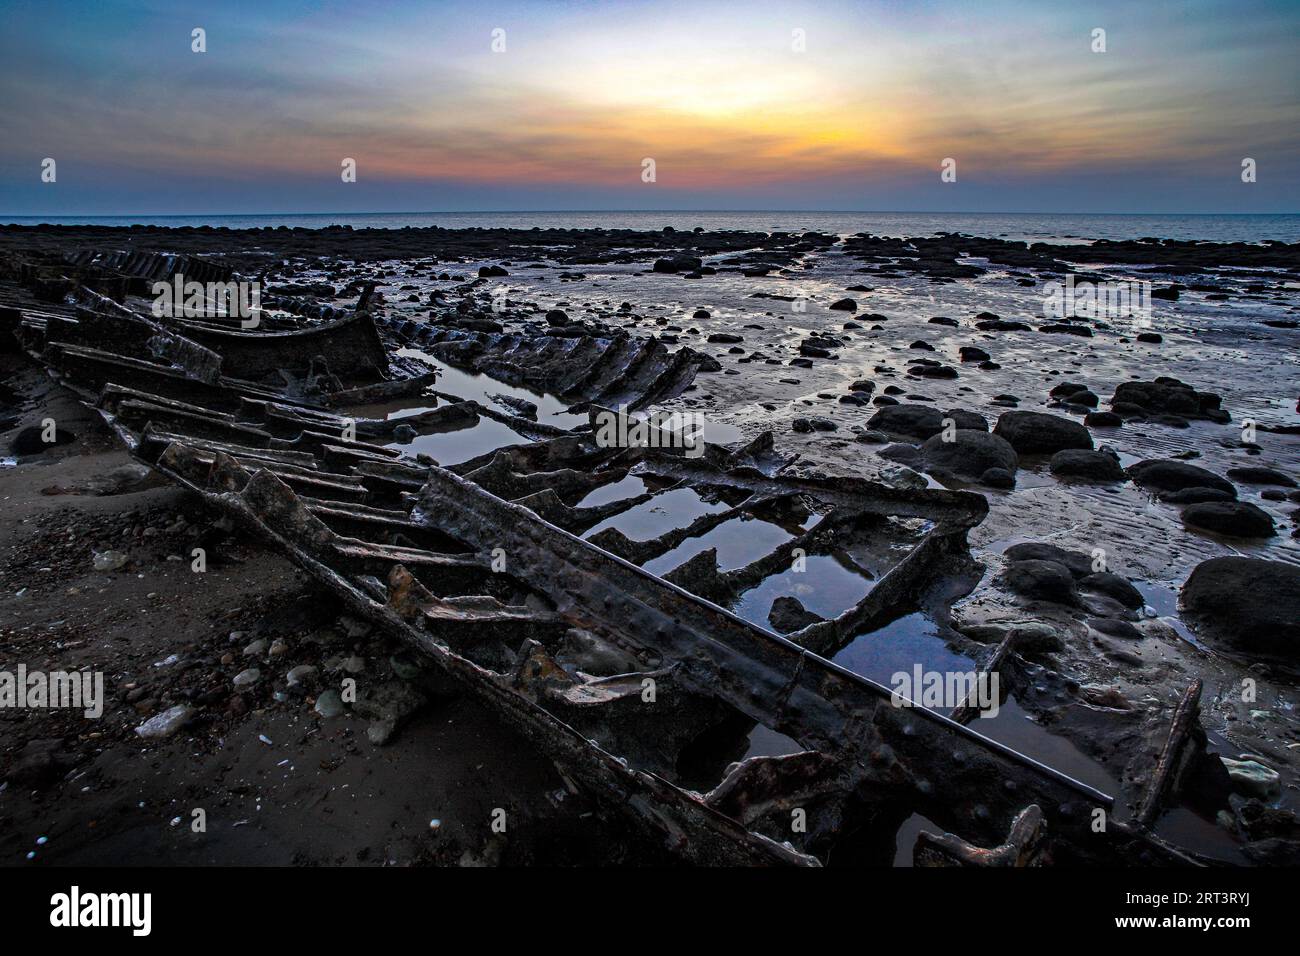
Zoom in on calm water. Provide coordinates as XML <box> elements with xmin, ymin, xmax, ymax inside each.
<box><xmin>5</xmin><ymin>210</ymin><xmax>1300</xmax><ymax>243</ymax></box>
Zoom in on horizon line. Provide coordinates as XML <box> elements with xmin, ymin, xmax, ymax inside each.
<box><xmin>5</xmin><ymin>209</ymin><xmax>1300</xmax><ymax>221</ymax></box>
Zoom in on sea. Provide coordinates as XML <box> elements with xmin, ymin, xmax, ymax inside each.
<box><xmin>5</xmin><ymin>211</ymin><xmax>1300</xmax><ymax>244</ymax></box>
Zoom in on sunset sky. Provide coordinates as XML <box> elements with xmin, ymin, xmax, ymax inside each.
<box><xmin>1</xmin><ymin>0</ymin><xmax>1297</xmax><ymax>215</ymax></box>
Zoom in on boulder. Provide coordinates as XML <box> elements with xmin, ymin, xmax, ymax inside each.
<box><xmin>993</xmin><ymin>411</ymin><xmax>1093</xmax><ymax>454</ymax></box>
<box><xmin>1049</xmin><ymin>448</ymin><xmax>1126</xmax><ymax>483</ymax></box>
<box><xmin>1181</xmin><ymin>557</ymin><xmax>1300</xmax><ymax>657</ymax></box>
<box><xmin>1128</xmin><ymin>459</ymin><xmax>1236</xmax><ymax>498</ymax></box>
<box><xmin>1001</xmin><ymin>560</ymin><xmax>1079</xmax><ymax>605</ymax></box>
<box><xmin>866</xmin><ymin>404</ymin><xmax>945</xmax><ymax>440</ymax></box>
<box><xmin>1182</xmin><ymin>501</ymin><xmax>1276</xmax><ymax>538</ymax></box>
<box><xmin>917</xmin><ymin>429</ymin><xmax>1018</xmax><ymax>483</ymax></box>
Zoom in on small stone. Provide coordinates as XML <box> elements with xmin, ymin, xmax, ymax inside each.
<box><xmin>134</xmin><ymin>705</ymin><xmax>194</xmax><ymax>740</ymax></box>
<box><xmin>232</xmin><ymin>668</ymin><xmax>261</xmax><ymax>688</ymax></box>
<box><xmin>92</xmin><ymin>550</ymin><xmax>128</xmax><ymax>572</ymax></box>
<box><xmin>314</xmin><ymin>689</ymin><xmax>345</xmax><ymax>718</ymax></box>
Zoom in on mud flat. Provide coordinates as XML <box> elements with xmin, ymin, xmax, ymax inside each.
<box><xmin>1</xmin><ymin>224</ymin><xmax>1298</xmax><ymax>866</ymax></box>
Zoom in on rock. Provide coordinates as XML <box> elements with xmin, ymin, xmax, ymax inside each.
<box><xmin>866</xmin><ymin>404</ymin><xmax>945</xmax><ymax>440</ymax></box>
<box><xmin>89</xmin><ymin>463</ymin><xmax>156</xmax><ymax>496</ymax></box>
<box><xmin>1182</xmin><ymin>501</ymin><xmax>1276</xmax><ymax>538</ymax></box>
<box><xmin>1227</xmin><ymin>467</ymin><xmax>1296</xmax><ymax>488</ymax></box>
<box><xmin>1151</xmin><ymin>286</ymin><xmax>1179</xmax><ymax>301</ymax></box>
<box><xmin>928</xmin><ymin>316</ymin><xmax>959</xmax><ymax>326</ymax></box>
<box><xmin>1110</xmin><ymin>377</ymin><xmax>1228</xmax><ymax>423</ymax></box>
<box><xmin>1084</xmin><ymin>411</ymin><xmax>1123</xmax><ymax>428</ymax></box>
<box><xmin>907</xmin><ymin>362</ymin><xmax>958</xmax><ymax>379</ymax></box>
<box><xmin>477</xmin><ymin>264</ymin><xmax>509</xmax><ymax>277</ymax></box>
<box><xmin>877</xmin><ymin>464</ymin><xmax>927</xmax><ymax>491</ymax></box>
<box><xmin>652</xmin><ymin>256</ymin><xmax>703</xmax><ymax>274</ymax></box>
<box><xmin>1001</xmin><ymin>560</ymin><xmax>1079</xmax><ymax>605</ymax></box>
<box><xmin>768</xmin><ymin>596</ymin><xmax>825</xmax><ymax>633</ymax></box>
<box><xmin>10</xmin><ymin>425</ymin><xmax>76</xmax><ymax>456</ymax></box>
<box><xmin>945</xmin><ymin>409</ymin><xmax>988</xmax><ymax>431</ymax></box>
<box><xmin>5</xmin><ymin>739</ymin><xmax>68</xmax><ymax>788</ymax></box>
<box><xmin>1136</xmin><ymin>332</ymin><xmax>1163</xmax><ymax>343</ymax></box>
<box><xmin>917</xmin><ymin>429</ymin><xmax>1018</xmax><ymax>483</ymax></box>
<box><xmin>1161</xmin><ymin>487</ymin><xmax>1235</xmax><ymax>504</ymax></box>
<box><xmin>242</xmin><ymin>638</ymin><xmax>267</xmax><ymax>657</ymax></box>
<box><xmin>1181</xmin><ymin>557</ymin><xmax>1300</xmax><ymax>656</ymax></box>
<box><xmin>92</xmin><ymin>550</ymin><xmax>129</xmax><ymax>572</ymax></box>
<box><xmin>993</xmin><ymin>411</ymin><xmax>1093</xmax><ymax>454</ymax></box>
<box><xmin>1080</xmin><ymin>572</ymin><xmax>1144</xmax><ymax>609</ymax></box>
<box><xmin>1009</xmin><ymin>622</ymin><xmax>1064</xmax><ymax>653</ymax></box>
<box><xmin>1220</xmin><ymin>758</ymin><xmax>1281</xmax><ymax>799</ymax></box>
<box><xmin>828</xmin><ymin>298</ymin><xmax>857</xmax><ymax>311</ymax></box>
<box><xmin>981</xmin><ymin>467</ymin><xmax>1016</xmax><ymax>489</ymax></box>
<box><xmin>354</xmin><ymin>680</ymin><xmax>428</xmax><ymax>746</ymax></box>
<box><xmin>707</xmin><ymin>332</ymin><xmax>742</xmax><ymax>343</ymax></box>
<box><xmin>1049</xmin><ymin>448</ymin><xmax>1125</xmax><ymax>482</ymax></box>
<box><xmin>232</xmin><ymin>668</ymin><xmax>261</xmax><ymax>688</ymax></box>
<box><xmin>286</xmin><ymin>664</ymin><xmax>319</xmax><ymax>686</ymax></box>
<box><xmin>959</xmin><ymin>346</ymin><xmax>990</xmax><ymax>362</ymax></box>
<box><xmin>134</xmin><ymin>705</ymin><xmax>194</xmax><ymax>740</ymax></box>
<box><xmin>1004</xmin><ymin>542</ymin><xmax>1093</xmax><ymax>578</ymax></box>
<box><xmin>1128</xmin><ymin>459</ymin><xmax>1235</xmax><ymax>498</ymax></box>
<box><xmin>314</xmin><ymin>689</ymin><xmax>345</xmax><ymax>718</ymax></box>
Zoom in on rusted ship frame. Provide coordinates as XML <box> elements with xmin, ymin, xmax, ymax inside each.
<box><xmin>0</xmin><ymin>251</ymin><xmax>1203</xmax><ymax>866</ymax></box>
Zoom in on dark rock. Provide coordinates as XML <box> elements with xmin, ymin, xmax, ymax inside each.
<box><xmin>1080</xmin><ymin>572</ymin><xmax>1144</xmax><ymax>609</ymax></box>
<box><xmin>1002</xmin><ymin>560</ymin><xmax>1079</xmax><ymax>605</ymax></box>
<box><xmin>1110</xmin><ymin>377</ymin><xmax>1228</xmax><ymax>423</ymax></box>
<box><xmin>652</xmin><ymin>256</ymin><xmax>703</xmax><ymax>274</ymax></box>
<box><xmin>1084</xmin><ymin>411</ymin><xmax>1123</xmax><ymax>428</ymax></box>
<box><xmin>1161</xmin><ymin>487</ymin><xmax>1235</xmax><ymax>504</ymax></box>
<box><xmin>1049</xmin><ymin>448</ymin><xmax>1125</xmax><ymax>482</ymax></box>
<box><xmin>1128</xmin><ymin>459</ymin><xmax>1236</xmax><ymax>498</ymax></box>
<box><xmin>1182</xmin><ymin>558</ymin><xmax>1300</xmax><ymax>657</ymax></box>
<box><xmin>866</xmin><ymin>404</ymin><xmax>945</xmax><ymax>440</ymax></box>
<box><xmin>768</xmin><ymin>596</ymin><xmax>826</xmax><ymax>633</ymax></box>
<box><xmin>917</xmin><ymin>429</ymin><xmax>1017</xmax><ymax>483</ymax></box>
<box><xmin>1227</xmin><ymin>467</ymin><xmax>1296</xmax><ymax>488</ymax></box>
<box><xmin>993</xmin><ymin>411</ymin><xmax>1093</xmax><ymax>454</ymax></box>
<box><xmin>959</xmin><ymin>346</ymin><xmax>990</xmax><ymax>362</ymax></box>
<box><xmin>1004</xmin><ymin>542</ymin><xmax>1093</xmax><ymax>578</ymax></box>
<box><xmin>981</xmin><ymin>467</ymin><xmax>1016</xmax><ymax>489</ymax></box>
<box><xmin>10</xmin><ymin>425</ymin><xmax>76</xmax><ymax>456</ymax></box>
<box><xmin>828</xmin><ymin>298</ymin><xmax>857</xmax><ymax>311</ymax></box>
<box><xmin>1182</xmin><ymin>501</ymin><xmax>1276</xmax><ymax>538</ymax></box>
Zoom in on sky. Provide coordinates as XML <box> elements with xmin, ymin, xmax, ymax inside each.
<box><xmin>1</xmin><ymin>0</ymin><xmax>1297</xmax><ymax>215</ymax></box>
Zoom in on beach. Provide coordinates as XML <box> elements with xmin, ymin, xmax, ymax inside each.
<box><xmin>1</xmin><ymin>221</ymin><xmax>1297</xmax><ymax>866</ymax></box>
